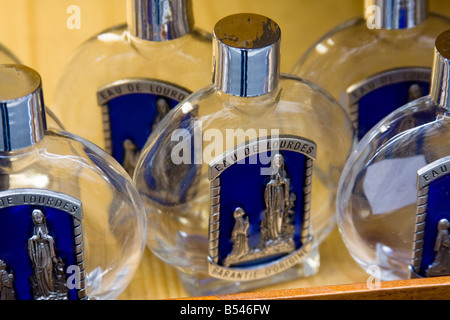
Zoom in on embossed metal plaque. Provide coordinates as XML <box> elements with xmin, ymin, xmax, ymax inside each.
<box><xmin>97</xmin><ymin>78</ymin><xmax>191</xmax><ymax>176</ymax></box>
<box><xmin>208</xmin><ymin>135</ymin><xmax>315</xmax><ymax>281</ymax></box>
<box><xmin>411</xmin><ymin>157</ymin><xmax>450</xmax><ymax>278</ymax></box>
<box><xmin>347</xmin><ymin>67</ymin><xmax>431</xmax><ymax>139</ymax></box>
<box><xmin>0</xmin><ymin>189</ymin><xmax>87</xmax><ymax>300</ymax></box>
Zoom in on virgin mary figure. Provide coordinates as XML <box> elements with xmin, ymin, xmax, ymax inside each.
<box><xmin>426</xmin><ymin>218</ymin><xmax>450</xmax><ymax>277</ymax></box>
<box><xmin>28</xmin><ymin>209</ymin><xmax>58</xmax><ymax>299</ymax></box>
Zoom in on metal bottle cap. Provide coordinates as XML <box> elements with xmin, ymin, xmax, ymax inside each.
<box><xmin>430</xmin><ymin>29</ymin><xmax>450</xmax><ymax>109</ymax></box>
<box><xmin>127</xmin><ymin>0</ymin><xmax>193</xmax><ymax>41</ymax></box>
<box><xmin>0</xmin><ymin>64</ymin><xmax>47</xmax><ymax>151</ymax></box>
<box><xmin>364</xmin><ymin>0</ymin><xmax>428</xmax><ymax>29</ymax></box>
<box><xmin>212</xmin><ymin>13</ymin><xmax>281</xmax><ymax>97</ymax></box>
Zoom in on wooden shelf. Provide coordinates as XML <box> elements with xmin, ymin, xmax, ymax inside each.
<box><xmin>189</xmin><ymin>276</ymin><xmax>450</xmax><ymax>300</ymax></box>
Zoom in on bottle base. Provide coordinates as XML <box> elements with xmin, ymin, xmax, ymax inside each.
<box><xmin>177</xmin><ymin>244</ymin><xmax>320</xmax><ymax>297</ymax></box>
<box><xmin>349</xmin><ymin>243</ymin><xmax>412</xmax><ymax>282</ymax></box>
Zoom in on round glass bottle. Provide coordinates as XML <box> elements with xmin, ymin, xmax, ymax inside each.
<box><xmin>337</xmin><ymin>29</ymin><xmax>450</xmax><ymax>281</ymax></box>
<box><xmin>292</xmin><ymin>0</ymin><xmax>450</xmax><ymax>140</ymax></box>
<box><xmin>0</xmin><ymin>64</ymin><xmax>147</xmax><ymax>300</ymax></box>
<box><xmin>51</xmin><ymin>0</ymin><xmax>212</xmax><ymax>177</ymax></box>
<box><xmin>134</xmin><ymin>13</ymin><xmax>354</xmax><ymax>296</ymax></box>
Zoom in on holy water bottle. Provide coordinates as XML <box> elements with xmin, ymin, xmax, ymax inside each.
<box><xmin>52</xmin><ymin>0</ymin><xmax>212</xmax><ymax>177</ymax></box>
<box><xmin>337</xmin><ymin>29</ymin><xmax>450</xmax><ymax>281</ymax></box>
<box><xmin>0</xmin><ymin>64</ymin><xmax>147</xmax><ymax>300</ymax></box>
<box><xmin>134</xmin><ymin>13</ymin><xmax>354</xmax><ymax>296</ymax></box>
<box><xmin>292</xmin><ymin>0</ymin><xmax>450</xmax><ymax>140</ymax></box>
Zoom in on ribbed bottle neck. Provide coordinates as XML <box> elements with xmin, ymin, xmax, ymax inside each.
<box><xmin>430</xmin><ymin>30</ymin><xmax>450</xmax><ymax>110</ymax></box>
<box><xmin>364</xmin><ymin>0</ymin><xmax>428</xmax><ymax>30</ymax></box>
<box><xmin>212</xmin><ymin>13</ymin><xmax>281</xmax><ymax>97</ymax></box>
<box><xmin>0</xmin><ymin>65</ymin><xmax>47</xmax><ymax>152</ymax></box>
<box><xmin>127</xmin><ymin>0</ymin><xmax>193</xmax><ymax>41</ymax></box>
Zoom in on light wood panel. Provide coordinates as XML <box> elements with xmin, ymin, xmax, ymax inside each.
<box><xmin>0</xmin><ymin>0</ymin><xmax>362</xmax><ymax>105</ymax></box>
<box><xmin>0</xmin><ymin>0</ymin><xmax>125</xmax><ymax>104</ymax></box>
<box><xmin>2</xmin><ymin>0</ymin><xmax>450</xmax><ymax>106</ymax></box>
<box><xmin>2</xmin><ymin>0</ymin><xmax>450</xmax><ymax>105</ymax></box>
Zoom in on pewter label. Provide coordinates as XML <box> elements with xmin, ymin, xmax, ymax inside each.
<box><xmin>0</xmin><ymin>191</ymin><xmax>82</xmax><ymax>218</ymax></box>
<box><xmin>208</xmin><ymin>241</ymin><xmax>313</xmax><ymax>281</ymax></box>
<box><xmin>97</xmin><ymin>78</ymin><xmax>189</xmax><ymax>105</ymax></box>
<box><xmin>417</xmin><ymin>157</ymin><xmax>450</xmax><ymax>189</ymax></box>
<box><xmin>411</xmin><ymin>157</ymin><xmax>450</xmax><ymax>278</ymax></box>
<box><xmin>0</xmin><ymin>189</ymin><xmax>87</xmax><ymax>300</ymax></box>
<box><xmin>208</xmin><ymin>135</ymin><xmax>315</xmax><ymax>281</ymax></box>
<box><xmin>209</xmin><ymin>135</ymin><xmax>316</xmax><ymax>180</ymax></box>
<box><xmin>346</xmin><ymin>67</ymin><xmax>431</xmax><ymax>139</ymax></box>
<box><xmin>97</xmin><ymin>78</ymin><xmax>191</xmax><ymax>176</ymax></box>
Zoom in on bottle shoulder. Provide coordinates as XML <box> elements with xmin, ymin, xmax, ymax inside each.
<box><xmin>295</xmin><ymin>13</ymin><xmax>450</xmax><ymax>68</ymax></box>
<box><xmin>160</xmin><ymin>75</ymin><xmax>350</xmax><ymax>128</ymax></box>
<box><xmin>293</xmin><ymin>17</ymin><xmax>365</xmax><ymax>69</ymax></box>
<box><xmin>1</xmin><ymin>129</ymin><xmax>130</xmax><ymax>179</ymax></box>
<box><xmin>52</xmin><ymin>24</ymin><xmax>212</xmax><ymax>105</ymax></box>
<box><xmin>60</xmin><ymin>23</ymin><xmax>212</xmax><ymax>66</ymax></box>
<box><xmin>344</xmin><ymin>97</ymin><xmax>449</xmax><ymax>174</ymax></box>
<box><xmin>0</xmin><ymin>130</ymin><xmax>142</xmax><ymax>211</ymax></box>
<box><xmin>51</xmin><ymin>24</ymin><xmax>213</xmax><ymax>143</ymax></box>
<box><xmin>292</xmin><ymin>13</ymin><xmax>450</xmax><ymax>96</ymax></box>
<box><xmin>138</xmin><ymin>76</ymin><xmax>354</xmax><ymax>168</ymax></box>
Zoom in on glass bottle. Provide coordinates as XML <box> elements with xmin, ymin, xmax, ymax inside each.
<box><xmin>291</xmin><ymin>0</ymin><xmax>450</xmax><ymax>140</ymax></box>
<box><xmin>134</xmin><ymin>13</ymin><xmax>354</xmax><ymax>296</ymax></box>
<box><xmin>337</xmin><ymin>29</ymin><xmax>450</xmax><ymax>281</ymax></box>
<box><xmin>0</xmin><ymin>64</ymin><xmax>147</xmax><ymax>300</ymax></box>
<box><xmin>51</xmin><ymin>0</ymin><xmax>212</xmax><ymax>177</ymax></box>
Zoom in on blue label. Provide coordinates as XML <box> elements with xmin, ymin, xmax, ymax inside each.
<box><xmin>97</xmin><ymin>79</ymin><xmax>191</xmax><ymax>176</ymax></box>
<box><xmin>0</xmin><ymin>190</ymin><xmax>85</xmax><ymax>300</ymax></box>
<box><xmin>208</xmin><ymin>136</ymin><xmax>315</xmax><ymax>281</ymax></box>
<box><xmin>347</xmin><ymin>68</ymin><xmax>431</xmax><ymax>140</ymax></box>
<box><xmin>415</xmin><ymin>161</ymin><xmax>450</xmax><ymax>277</ymax></box>
<box><xmin>138</xmin><ymin>109</ymin><xmax>200</xmax><ymax>206</ymax></box>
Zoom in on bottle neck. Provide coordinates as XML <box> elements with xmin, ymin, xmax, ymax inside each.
<box><xmin>212</xmin><ymin>14</ymin><xmax>281</xmax><ymax>97</ymax></box>
<box><xmin>430</xmin><ymin>31</ymin><xmax>450</xmax><ymax>110</ymax></box>
<box><xmin>0</xmin><ymin>65</ymin><xmax>47</xmax><ymax>152</ymax></box>
<box><xmin>127</xmin><ymin>0</ymin><xmax>193</xmax><ymax>41</ymax></box>
<box><xmin>364</xmin><ymin>0</ymin><xmax>428</xmax><ymax>30</ymax></box>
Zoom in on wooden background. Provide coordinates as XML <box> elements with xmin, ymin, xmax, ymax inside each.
<box><xmin>1</xmin><ymin>0</ymin><xmax>450</xmax><ymax>300</ymax></box>
<box><xmin>1</xmin><ymin>0</ymin><xmax>450</xmax><ymax>107</ymax></box>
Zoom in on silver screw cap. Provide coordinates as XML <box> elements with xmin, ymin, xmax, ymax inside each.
<box><xmin>0</xmin><ymin>64</ymin><xmax>47</xmax><ymax>151</ymax></box>
<box><xmin>212</xmin><ymin>13</ymin><xmax>281</xmax><ymax>97</ymax></box>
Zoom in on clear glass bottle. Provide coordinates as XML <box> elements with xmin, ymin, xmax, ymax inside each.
<box><xmin>0</xmin><ymin>64</ymin><xmax>147</xmax><ymax>300</ymax></box>
<box><xmin>291</xmin><ymin>0</ymin><xmax>450</xmax><ymax>140</ymax></box>
<box><xmin>51</xmin><ymin>0</ymin><xmax>212</xmax><ymax>177</ymax></box>
<box><xmin>134</xmin><ymin>13</ymin><xmax>354</xmax><ymax>296</ymax></box>
<box><xmin>337</xmin><ymin>29</ymin><xmax>450</xmax><ymax>281</ymax></box>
